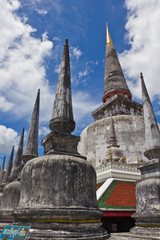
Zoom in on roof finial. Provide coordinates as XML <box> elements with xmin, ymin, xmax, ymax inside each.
<box><xmin>3</xmin><ymin>146</ymin><xmax>14</xmax><ymax>183</ymax></box>
<box><xmin>49</xmin><ymin>39</ymin><xmax>75</xmax><ymax>133</ymax></box>
<box><xmin>106</xmin><ymin>23</ymin><xmax>113</xmax><ymax>46</ymax></box>
<box><xmin>22</xmin><ymin>89</ymin><xmax>40</xmax><ymax>163</ymax></box>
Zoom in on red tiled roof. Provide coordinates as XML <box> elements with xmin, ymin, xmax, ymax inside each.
<box><xmin>98</xmin><ymin>180</ymin><xmax>136</xmax><ymax>210</ymax></box>
<box><xmin>106</xmin><ymin>182</ymin><xmax>136</xmax><ymax>207</ymax></box>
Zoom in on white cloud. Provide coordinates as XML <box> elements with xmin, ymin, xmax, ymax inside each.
<box><xmin>86</xmin><ymin>60</ymin><xmax>98</xmax><ymax>66</ymax></box>
<box><xmin>119</xmin><ymin>0</ymin><xmax>160</xmax><ymax>100</ymax></box>
<box><xmin>73</xmin><ymin>91</ymin><xmax>100</xmax><ymax>123</ymax></box>
<box><xmin>0</xmin><ymin>96</ymin><xmax>14</xmax><ymax>112</ymax></box>
<box><xmin>0</xmin><ymin>0</ymin><xmax>101</xmax><ymax>143</ymax></box>
<box><xmin>78</xmin><ymin>69</ymin><xmax>89</xmax><ymax>78</ymax></box>
<box><xmin>53</xmin><ymin>37</ymin><xmax>61</xmax><ymax>42</ymax></box>
<box><xmin>0</xmin><ymin>0</ymin><xmax>54</xmax><ymax>123</ymax></box>
<box><xmin>78</xmin><ymin>66</ymin><xmax>94</xmax><ymax>85</ymax></box>
<box><xmin>21</xmin><ymin>0</ymin><xmax>62</xmax><ymax>15</ymax></box>
<box><xmin>36</xmin><ymin>9</ymin><xmax>47</xmax><ymax>16</ymax></box>
<box><xmin>0</xmin><ymin>125</ymin><xmax>20</xmax><ymax>154</ymax></box>
<box><xmin>54</xmin><ymin>64</ymin><xmax>60</xmax><ymax>74</ymax></box>
<box><xmin>39</xmin><ymin>126</ymin><xmax>50</xmax><ymax>136</ymax></box>
<box><xmin>42</xmin><ymin>32</ymin><xmax>48</xmax><ymax>41</ymax></box>
<box><xmin>71</xmin><ymin>47</ymin><xmax>82</xmax><ymax>60</ymax></box>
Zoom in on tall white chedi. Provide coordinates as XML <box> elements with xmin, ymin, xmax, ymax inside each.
<box><xmin>13</xmin><ymin>39</ymin><xmax>109</xmax><ymax>240</ymax></box>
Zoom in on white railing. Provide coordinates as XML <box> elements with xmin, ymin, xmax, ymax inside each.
<box><xmin>96</xmin><ymin>162</ymin><xmax>139</xmax><ymax>174</ymax></box>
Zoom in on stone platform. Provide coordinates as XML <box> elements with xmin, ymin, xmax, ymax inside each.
<box><xmin>110</xmin><ymin>226</ymin><xmax>160</xmax><ymax>240</ymax></box>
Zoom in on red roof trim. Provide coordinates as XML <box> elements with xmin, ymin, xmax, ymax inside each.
<box><xmin>103</xmin><ymin>211</ymin><xmax>135</xmax><ymax>217</ymax></box>
<box><xmin>102</xmin><ymin>90</ymin><xmax>132</xmax><ymax>103</ymax></box>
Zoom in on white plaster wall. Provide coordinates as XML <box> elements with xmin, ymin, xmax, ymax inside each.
<box><xmin>78</xmin><ymin>115</ymin><xmax>147</xmax><ymax>166</ymax></box>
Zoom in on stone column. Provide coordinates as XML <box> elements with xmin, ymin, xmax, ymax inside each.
<box><xmin>13</xmin><ymin>39</ymin><xmax>109</xmax><ymax>240</ymax></box>
<box><xmin>130</xmin><ymin>74</ymin><xmax>160</xmax><ymax>238</ymax></box>
<box><xmin>109</xmin><ymin>74</ymin><xmax>160</xmax><ymax>240</ymax></box>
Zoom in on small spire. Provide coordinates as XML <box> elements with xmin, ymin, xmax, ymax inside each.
<box><xmin>108</xmin><ymin>116</ymin><xmax>119</xmax><ymax>148</ymax></box>
<box><xmin>0</xmin><ymin>156</ymin><xmax>5</xmax><ymax>183</ymax></box>
<box><xmin>49</xmin><ymin>39</ymin><xmax>75</xmax><ymax>133</ymax></box>
<box><xmin>10</xmin><ymin>128</ymin><xmax>24</xmax><ymax>180</ymax></box>
<box><xmin>141</xmin><ymin>73</ymin><xmax>160</xmax><ymax>158</ymax></box>
<box><xmin>22</xmin><ymin>89</ymin><xmax>40</xmax><ymax>163</ymax></box>
<box><xmin>3</xmin><ymin>146</ymin><xmax>14</xmax><ymax>183</ymax></box>
<box><xmin>106</xmin><ymin>23</ymin><xmax>113</xmax><ymax>46</ymax></box>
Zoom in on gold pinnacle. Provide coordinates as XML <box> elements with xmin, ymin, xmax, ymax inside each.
<box><xmin>106</xmin><ymin>23</ymin><xmax>113</xmax><ymax>46</ymax></box>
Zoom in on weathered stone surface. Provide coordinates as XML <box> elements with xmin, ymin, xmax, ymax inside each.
<box><xmin>10</xmin><ymin>128</ymin><xmax>24</xmax><ymax>181</ymax></box>
<box><xmin>141</xmin><ymin>73</ymin><xmax>160</xmax><ymax>155</ymax></box>
<box><xmin>78</xmin><ymin>115</ymin><xmax>146</xmax><ymax>166</ymax></box>
<box><xmin>49</xmin><ymin>39</ymin><xmax>75</xmax><ymax>133</ymax></box>
<box><xmin>0</xmin><ymin>156</ymin><xmax>5</xmax><ymax>184</ymax></box>
<box><xmin>0</xmin><ymin>90</ymin><xmax>40</xmax><ymax>229</ymax></box>
<box><xmin>14</xmin><ymin>154</ymin><xmax>109</xmax><ymax>239</ymax></box>
<box><xmin>111</xmin><ymin>75</ymin><xmax>160</xmax><ymax>240</ymax></box>
<box><xmin>110</xmin><ymin>230</ymin><xmax>160</xmax><ymax>239</ymax></box>
<box><xmin>105</xmin><ymin>116</ymin><xmax>125</xmax><ymax>162</ymax></box>
<box><xmin>0</xmin><ymin>156</ymin><xmax>6</xmax><ymax>208</ymax></box>
<box><xmin>130</xmin><ymin>75</ymin><xmax>160</xmax><ymax>233</ymax></box>
<box><xmin>0</xmin><ymin>180</ymin><xmax>20</xmax><ymax>230</ymax></box>
<box><xmin>12</xmin><ymin>39</ymin><xmax>109</xmax><ymax>239</ymax></box>
<box><xmin>1</xmin><ymin>179</ymin><xmax>20</xmax><ymax>210</ymax></box>
<box><xmin>42</xmin><ymin>131</ymin><xmax>80</xmax><ymax>155</ymax></box>
<box><xmin>103</xmin><ymin>27</ymin><xmax>131</xmax><ymax>102</ymax></box>
<box><xmin>22</xmin><ymin>89</ymin><xmax>40</xmax><ymax>163</ymax></box>
<box><xmin>133</xmin><ymin>159</ymin><xmax>160</xmax><ymax>227</ymax></box>
<box><xmin>92</xmin><ymin>94</ymin><xmax>143</xmax><ymax>121</ymax></box>
<box><xmin>3</xmin><ymin>146</ymin><xmax>14</xmax><ymax>183</ymax></box>
<box><xmin>17</xmin><ymin>154</ymin><xmax>97</xmax><ymax>209</ymax></box>
<box><xmin>108</xmin><ymin>116</ymin><xmax>119</xmax><ymax>148</ymax></box>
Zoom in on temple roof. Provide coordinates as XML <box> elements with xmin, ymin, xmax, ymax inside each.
<box><xmin>103</xmin><ymin>25</ymin><xmax>131</xmax><ymax>103</ymax></box>
<box><xmin>97</xmin><ymin>179</ymin><xmax>136</xmax><ymax>211</ymax></box>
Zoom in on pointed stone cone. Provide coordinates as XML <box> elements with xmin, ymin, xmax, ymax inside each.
<box><xmin>0</xmin><ymin>156</ymin><xmax>5</xmax><ymax>183</ymax></box>
<box><xmin>49</xmin><ymin>39</ymin><xmax>75</xmax><ymax>133</ymax></box>
<box><xmin>9</xmin><ymin>128</ymin><xmax>24</xmax><ymax>180</ymax></box>
<box><xmin>22</xmin><ymin>90</ymin><xmax>40</xmax><ymax>163</ymax></box>
<box><xmin>108</xmin><ymin>115</ymin><xmax>119</xmax><ymax>148</ymax></box>
<box><xmin>103</xmin><ymin>24</ymin><xmax>131</xmax><ymax>103</ymax></box>
<box><xmin>3</xmin><ymin>146</ymin><xmax>14</xmax><ymax>183</ymax></box>
<box><xmin>141</xmin><ymin>73</ymin><xmax>160</xmax><ymax>159</ymax></box>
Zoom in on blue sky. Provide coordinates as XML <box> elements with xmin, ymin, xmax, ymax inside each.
<box><xmin>1</xmin><ymin>0</ymin><xmax>160</xmax><ymax>167</ymax></box>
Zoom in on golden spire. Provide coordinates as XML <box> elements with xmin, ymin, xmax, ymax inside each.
<box><xmin>106</xmin><ymin>23</ymin><xmax>113</xmax><ymax>46</ymax></box>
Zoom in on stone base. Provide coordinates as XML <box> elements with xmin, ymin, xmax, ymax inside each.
<box><xmin>0</xmin><ymin>210</ymin><xmax>14</xmax><ymax>231</ymax></box>
<box><xmin>14</xmin><ymin>207</ymin><xmax>109</xmax><ymax>239</ymax></box>
<box><xmin>110</xmin><ymin>227</ymin><xmax>160</xmax><ymax>240</ymax></box>
<box><xmin>13</xmin><ymin>153</ymin><xmax>109</xmax><ymax>239</ymax></box>
<box><xmin>131</xmin><ymin>226</ymin><xmax>160</xmax><ymax>238</ymax></box>
<box><xmin>25</xmin><ymin>228</ymin><xmax>109</xmax><ymax>240</ymax></box>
